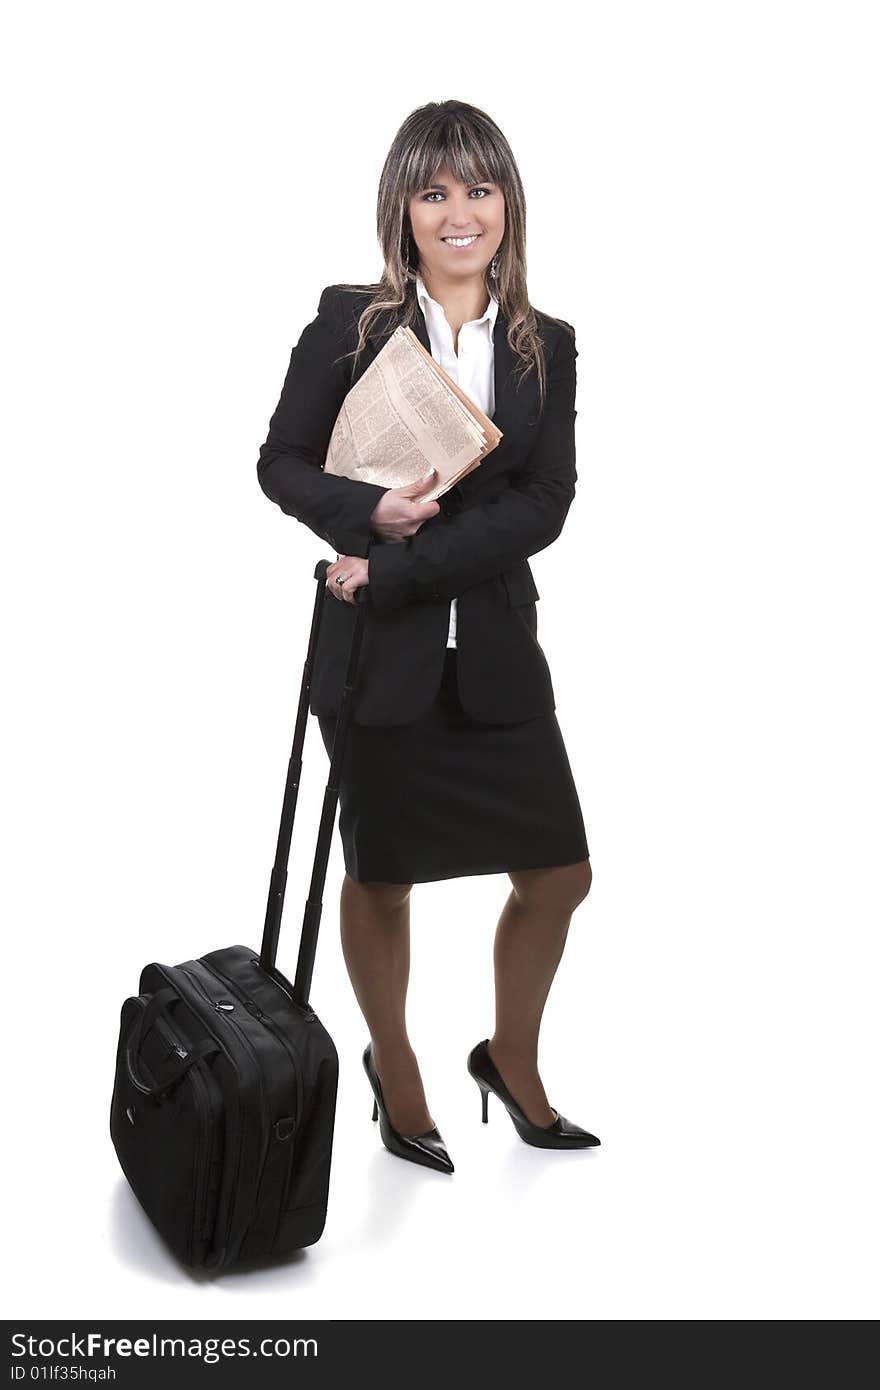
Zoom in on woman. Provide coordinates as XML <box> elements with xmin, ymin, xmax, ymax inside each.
<box><xmin>257</xmin><ymin>100</ymin><xmax>600</xmax><ymax>1174</ymax></box>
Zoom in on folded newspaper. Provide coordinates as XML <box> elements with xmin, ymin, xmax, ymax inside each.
<box><xmin>323</xmin><ymin>325</ymin><xmax>503</xmax><ymax>502</ymax></box>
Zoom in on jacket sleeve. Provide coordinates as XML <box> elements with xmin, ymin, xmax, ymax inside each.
<box><xmin>257</xmin><ymin>285</ymin><xmax>391</xmax><ymax>558</ymax></box>
<box><xmin>366</xmin><ymin>324</ymin><xmax>578</xmax><ymax>610</ymax></box>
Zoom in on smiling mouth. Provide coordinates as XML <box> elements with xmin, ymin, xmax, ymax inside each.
<box><xmin>441</xmin><ymin>233</ymin><xmax>482</xmax><ymax>247</ymax></box>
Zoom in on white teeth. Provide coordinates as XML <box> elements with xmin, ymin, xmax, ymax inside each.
<box><xmin>443</xmin><ymin>235</ymin><xmax>479</xmax><ymax>246</ymax></box>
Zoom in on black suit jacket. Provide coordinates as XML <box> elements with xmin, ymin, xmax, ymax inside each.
<box><xmin>257</xmin><ymin>283</ymin><xmax>579</xmax><ymax>725</ymax></box>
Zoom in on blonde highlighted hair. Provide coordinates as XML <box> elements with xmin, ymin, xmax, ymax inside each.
<box><xmin>337</xmin><ymin>99</ymin><xmax>550</xmax><ymax>411</ymax></box>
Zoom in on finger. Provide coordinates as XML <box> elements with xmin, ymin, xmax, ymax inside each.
<box><xmin>397</xmin><ymin>467</ymin><xmax>436</xmax><ymax>494</ymax></box>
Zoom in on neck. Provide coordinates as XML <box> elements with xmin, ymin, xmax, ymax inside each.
<box><xmin>418</xmin><ymin>269</ymin><xmax>491</xmax><ymax>334</ymax></box>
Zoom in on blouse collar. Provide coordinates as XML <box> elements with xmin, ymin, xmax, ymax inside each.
<box><xmin>415</xmin><ymin>272</ymin><xmax>499</xmax><ymax>332</ymax></box>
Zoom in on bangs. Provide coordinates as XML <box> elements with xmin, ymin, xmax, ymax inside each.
<box><xmin>405</xmin><ymin>119</ymin><xmax>502</xmax><ymax>195</ymax></box>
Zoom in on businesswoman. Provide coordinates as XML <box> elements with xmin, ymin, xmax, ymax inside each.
<box><xmin>257</xmin><ymin>100</ymin><xmax>599</xmax><ymax>1173</ymax></box>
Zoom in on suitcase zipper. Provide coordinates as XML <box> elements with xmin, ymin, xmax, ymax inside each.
<box><xmin>179</xmin><ymin>965</ymin><xmax>266</xmax><ymax>1078</ymax></box>
<box><xmin>199</xmin><ymin>958</ymin><xmax>303</xmax><ymax>1132</ymax></box>
<box><xmin>179</xmin><ymin>965</ymin><xmax>279</xmax><ymax>1256</ymax></box>
<box><xmin>198</xmin><ymin>958</ymin><xmax>304</xmax><ymax>1236</ymax></box>
<box><xmin>133</xmin><ymin>1001</ymin><xmax>217</xmax><ymax>1262</ymax></box>
<box><xmin>187</xmin><ymin>1062</ymin><xmax>216</xmax><ymax>1249</ymax></box>
<box><xmin>153</xmin><ymin>964</ymin><xmax>258</xmax><ymax>1266</ymax></box>
<box><xmin>155</xmin><ymin>1014</ymin><xmax>217</xmax><ymax>1256</ymax></box>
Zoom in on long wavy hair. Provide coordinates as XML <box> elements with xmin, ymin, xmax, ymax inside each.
<box><xmin>337</xmin><ymin>99</ymin><xmax>549</xmax><ymax>411</ymax></box>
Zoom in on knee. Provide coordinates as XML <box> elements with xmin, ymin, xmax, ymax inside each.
<box><xmin>553</xmin><ymin>858</ymin><xmax>592</xmax><ymax>913</ymax></box>
<box><xmin>343</xmin><ymin>874</ymin><xmax>413</xmax><ymax>910</ymax></box>
<box><xmin>512</xmin><ymin>858</ymin><xmax>592</xmax><ymax>914</ymax></box>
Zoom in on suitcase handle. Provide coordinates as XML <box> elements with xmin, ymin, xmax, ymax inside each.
<box><xmin>257</xmin><ymin>558</ymin><xmax>370</xmax><ymax>1000</ymax></box>
<box><xmin>125</xmin><ymin>986</ymin><xmax>221</xmax><ymax>1099</ymax></box>
<box><xmin>126</xmin><ymin>1036</ymin><xmax>220</xmax><ymax>1100</ymax></box>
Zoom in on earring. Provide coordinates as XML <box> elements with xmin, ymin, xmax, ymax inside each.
<box><xmin>489</xmin><ymin>253</ymin><xmax>498</xmax><ymax>279</ymax></box>
<box><xmin>403</xmin><ymin>233</ymin><xmax>417</xmax><ymax>280</ymax></box>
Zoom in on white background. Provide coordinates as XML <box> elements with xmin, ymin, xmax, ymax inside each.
<box><xmin>3</xmin><ymin>1</ymin><xmax>878</xmax><ymax>1321</ymax></box>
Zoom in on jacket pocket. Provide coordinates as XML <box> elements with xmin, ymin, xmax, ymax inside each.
<box><xmin>500</xmin><ymin>564</ymin><xmax>540</xmax><ymax>607</ymax></box>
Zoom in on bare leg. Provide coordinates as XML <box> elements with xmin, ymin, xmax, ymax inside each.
<box><xmin>489</xmin><ymin>859</ymin><xmax>593</xmax><ymax>1127</ymax></box>
<box><xmin>339</xmin><ymin>872</ymin><xmax>434</xmax><ymax>1135</ymax></box>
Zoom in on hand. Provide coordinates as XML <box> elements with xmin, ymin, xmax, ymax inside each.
<box><xmin>326</xmin><ymin>554</ymin><xmax>369</xmax><ymax>605</ymax></box>
<box><xmin>369</xmin><ymin>467</ymin><xmax>441</xmax><ymax>543</ymax></box>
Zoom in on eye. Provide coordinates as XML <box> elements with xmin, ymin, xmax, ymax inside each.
<box><xmin>420</xmin><ymin>186</ymin><xmax>493</xmax><ymax>202</ymax></box>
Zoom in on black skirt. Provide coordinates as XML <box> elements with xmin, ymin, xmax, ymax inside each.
<box><xmin>316</xmin><ymin>648</ymin><xmax>589</xmax><ymax>885</ymax></box>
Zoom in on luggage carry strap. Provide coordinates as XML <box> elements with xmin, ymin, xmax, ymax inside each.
<box><xmin>126</xmin><ymin>1037</ymin><xmax>221</xmax><ymax>1100</ymax></box>
<box><xmin>258</xmin><ymin>558</ymin><xmax>370</xmax><ymax>1007</ymax></box>
<box><xmin>125</xmin><ymin>985</ymin><xmax>222</xmax><ymax>1099</ymax></box>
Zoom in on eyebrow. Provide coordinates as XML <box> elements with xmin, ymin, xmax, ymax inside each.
<box><xmin>424</xmin><ymin>180</ymin><xmax>492</xmax><ymax>191</ymax></box>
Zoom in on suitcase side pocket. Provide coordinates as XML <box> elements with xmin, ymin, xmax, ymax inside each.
<box><xmin>110</xmin><ymin>995</ymin><xmax>221</xmax><ymax>1268</ymax></box>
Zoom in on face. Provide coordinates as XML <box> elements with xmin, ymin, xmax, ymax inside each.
<box><xmin>407</xmin><ymin>161</ymin><xmax>505</xmax><ymax>283</ymax></box>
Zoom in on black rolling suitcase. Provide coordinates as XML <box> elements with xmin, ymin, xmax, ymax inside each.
<box><xmin>110</xmin><ymin>559</ymin><xmax>366</xmax><ymax>1270</ymax></box>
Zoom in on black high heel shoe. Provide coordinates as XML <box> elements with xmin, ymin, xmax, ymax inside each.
<box><xmin>362</xmin><ymin>1043</ymin><xmax>454</xmax><ymax>1174</ymax></box>
<box><xmin>467</xmin><ymin>1039</ymin><xmax>600</xmax><ymax>1149</ymax></box>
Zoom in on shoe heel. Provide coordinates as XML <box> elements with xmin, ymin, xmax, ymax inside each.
<box><xmin>479</xmin><ymin>1084</ymin><xmax>489</xmax><ymax>1124</ymax></box>
<box><xmin>372</xmin><ymin>1097</ymin><xmax>379</xmax><ymax>1121</ymax></box>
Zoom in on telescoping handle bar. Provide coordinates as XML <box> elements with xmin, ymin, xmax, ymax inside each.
<box><xmin>258</xmin><ymin>559</ymin><xmax>370</xmax><ymax>1005</ymax></box>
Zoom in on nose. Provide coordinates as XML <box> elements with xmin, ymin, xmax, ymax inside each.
<box><xmin>444</xmin><ymin>198</ymin><xmax>480</xmax><ymax>231</ymax></box>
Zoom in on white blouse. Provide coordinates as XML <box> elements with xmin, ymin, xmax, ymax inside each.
<box><xmin>415</xmin><ymin>273</ymin><xmax>500</xmax><ymax>647</ymax></box>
